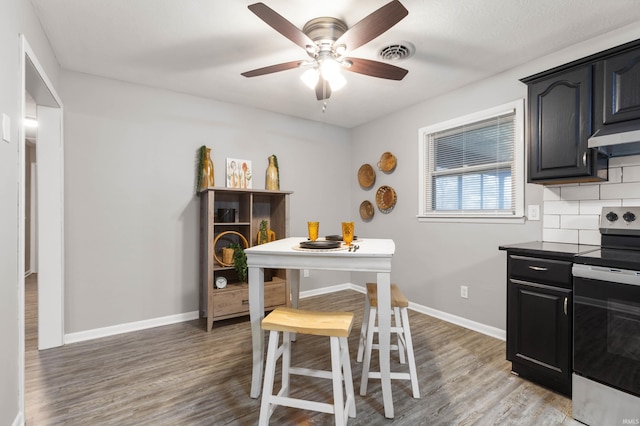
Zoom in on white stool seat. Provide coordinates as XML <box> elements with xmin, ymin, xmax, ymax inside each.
<box><xmin>259</xmin><ymin>307</ymin><xmax>356</xmax><ymax>425</ymax></box>
<box><xmin>357</xmin><ymin>283</ymin><xmax>420</xmax><ymax>398</ymax></box>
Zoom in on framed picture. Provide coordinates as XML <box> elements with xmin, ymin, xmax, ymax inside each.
<box><xmin>226</xmin><ymin>158</ymin><xmax>252</xmax><ymax>189</ymax></box>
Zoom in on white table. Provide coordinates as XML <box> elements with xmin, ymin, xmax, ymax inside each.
<box><xmin>246</xmin><ymin>237</ymin><xmax>396</xmax><ymax>418</ymax></box>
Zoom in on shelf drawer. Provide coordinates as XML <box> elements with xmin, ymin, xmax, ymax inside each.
<box><xmin>212</xmin><ymin>279</ymin><xmax>287</xmax><ymax>318</ymax></box>
<box><xmin>509</xmin><ymin>255</ymin><xmax>572</xmax><ymax>288</ymax></box>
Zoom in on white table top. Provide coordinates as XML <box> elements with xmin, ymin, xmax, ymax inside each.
<box><xmin>245</xmin><ymin>237</ymin><xmax>395</xmax><ymax>272</ymax></box>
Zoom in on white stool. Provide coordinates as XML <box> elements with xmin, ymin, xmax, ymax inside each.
<box><xmin>259</xmin><ymin>307</ymin><xmax>356</xmax><ymax>425</ymax></box>
<box><xmin>357</xmin><ymin>283</ymin><xmax>420</xmax><ymax>398</ymax></box>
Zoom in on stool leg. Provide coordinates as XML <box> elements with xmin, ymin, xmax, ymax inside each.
<box><xmin>394</xmin><ymin>306</ymin><xmax>406</xmax><ymax>364</ymax></box>
<box><xmin>281</xmin><ymin>331</ymin><xmax>291</xmax><ymax>397</ymax></box>
<box><xmin>339</xmin><ymin>336</ymin><xmax>356</xmax><ymax>419</ymax></box>
<box><xmin>357</xmin><ymin>295</ymin><xmax>371</xmax><ymax>362</ymax></box>
<box><xmin>360</xmin><ymin>306</ymin><xmax>377</xmax><ymax>396</ymax></box>
<box><xmin>259</xmin><ymin>330</ymin><xmax>281</xmax><ymax>425</ymax></box>
<box><xmin>401</xmin><ymin>307</ymin><xmax>420</xmax><ymax>398</ymax></box>
<box><xmin>330</xmin><ymin>337</ymin><xmax>346</xmax><ymax>426</ymax></box>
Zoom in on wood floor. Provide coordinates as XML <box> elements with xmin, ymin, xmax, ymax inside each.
<box><xmin>25</xmin><ymin>275</ymin><xmax>579</xmax><ymax>425</ymax></box>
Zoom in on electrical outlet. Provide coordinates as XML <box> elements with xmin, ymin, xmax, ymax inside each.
<box><xmin>528</xmin><ymin>204</ymin><xmax>540</xmax><ymax>221</ymax></box>
<box><xmin>303</xmin><ymin>269</ymin><xmax>309</xmax><ymax>277</ymax></box>
<box><xmin>460</xmin><ymin>285</ymin><xmax>468</xmax><ymax>299</ymax></box>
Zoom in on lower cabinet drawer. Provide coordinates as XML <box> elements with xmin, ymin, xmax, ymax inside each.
<box><xmin>212</xmin><ymin>278</ymin><xmax>287</xmax><ymax>318</ymax></box>
<box><xmin>509</xmin><ymin>255</ymin><xmax>572</xmax><ymax>288</ymax></box>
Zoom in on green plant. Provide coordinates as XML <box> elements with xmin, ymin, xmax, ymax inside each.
<box><xmin>228</xmin><ymin>242</ymin><xmax>247</xmax><ymax>282</ymax></box>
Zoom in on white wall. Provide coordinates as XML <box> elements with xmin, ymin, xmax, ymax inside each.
<box><xmin>350</xmin><ymin>23</ymin><xmax>640</xmax><ymax>331</ymax></box>
<box><xmin>0</xmin><ymin>1</ymin><xmax>60</xmax><ymax>423</ymax></box>
<box><xmin>60</xmin><ymin>71</ymin><xmax>351</xmax><ymax>333</ymax></box>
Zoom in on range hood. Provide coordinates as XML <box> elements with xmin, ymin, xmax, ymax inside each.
<box><xmin>588</xmin><ymin>121</ymin><xmax>640</xmax><ymax>157</ymax></box>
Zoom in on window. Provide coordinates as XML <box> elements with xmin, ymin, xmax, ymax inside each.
<box><xmin>418</xmin><ymin>100</ymin><xmax>524</xmax><ymax>221</ymax></box>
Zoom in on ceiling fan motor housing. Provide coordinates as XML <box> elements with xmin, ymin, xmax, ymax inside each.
<box><xmin>302</xmin><ymin>17</ymin><xmax>348</xmax><ymax>44</ymax></box>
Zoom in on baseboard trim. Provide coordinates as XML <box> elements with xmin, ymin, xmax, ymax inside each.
<box><xmin>408</xmin><ymin>303</ymin><xmax>505</xmax><ymax>341</ymax></box>
<box><xmin>64</xmin><ymin>311</ymin><xmax>199</xmax><ymax>344</ymax></box>
<box><xmin>302</xmin><ymin>283</ymin><xmax>505</xmax><ymax>341</ymax></box>
<box><xmin>12</xmin><ymin>411</ymin><xmax>24</xmax><ymax>426</ymax></box>
<box><xmin>63</xmin><ymin>284</ymin><xmax>504</xmax><ymax>344</ymax></box>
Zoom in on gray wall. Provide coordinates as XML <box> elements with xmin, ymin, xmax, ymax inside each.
<box><xmin>60</xmin><ymin>71</ymin><xmax>352</xmax><ymax>333</ymax></box>
<box><xmin>0</xmin><ymin>0</ymin><xmax>59</xmax><ymax>423</ymax></box>
<box><xmin>350</xmin><ymin>22</ymin><xmax>640</xmax><ymax>330</ymax></box>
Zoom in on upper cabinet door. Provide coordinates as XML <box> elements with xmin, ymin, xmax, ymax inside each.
<box><xmin>602</xmin><ymin>46</ymin><xmax>640</xmax><ymax>125</ymax></box>
<box><xmin>527</xmin><ymin>65</ymin><xmax>596</xmax><ymax>182</ymax></box>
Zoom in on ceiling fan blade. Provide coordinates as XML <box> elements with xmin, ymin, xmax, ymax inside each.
<box><xmin>241</xmin><ymin>60</ymin><xmax>303</xmax><ymax>77</ymax></box>
<box><xmin>335</xmin><ymin>0</ymin><xmax>408</xmax><ymax>51</ymax></box>
<box><xmin>248</xmin><ymin>3</ymin><xmax>315</xmax><ymax>50</ymax></box>
<box><xmin>344</xmin><ymin>57</ymin><xmax>408</xmax><ymax>80</ymax></box>
<box><xmin>315</xmin><ymin>76</ymin><xmax>331</xmax><ymax>101</ymax></box>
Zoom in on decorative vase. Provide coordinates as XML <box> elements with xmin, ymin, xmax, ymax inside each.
<box><xmin>265</xmin><ymin>155</ymin><xmax>279</xmax><ymax>190</ymax></box>
<box><xmin>222</xmin><ymin>247</ymin><xmax>234</xmax><ymax>265</ymax></box>
<box><xmin>200</xmin><ymin>147</ymin><xmax>215</xmax><ymax>190</ymax></box>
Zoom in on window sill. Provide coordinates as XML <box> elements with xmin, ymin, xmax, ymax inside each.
<box><xmin>417</xmin><ymin>215</ymin><xmax>526</xmax><ymax>224</ymax></box>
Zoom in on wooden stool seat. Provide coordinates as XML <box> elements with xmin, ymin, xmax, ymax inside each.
<box><xmin>262</xmin><ymin>307</ymin><xmax>354</xmax><ymax>337</ymax></box>
<box><xmin>357</xmin><ymin>283</ymin><xmax>420</xmax><ymax>399</ymax></box>
<box><xmin>259</xmin><ymin>307</ymin><xmax>356</xmax><ymax>425</ymax></box>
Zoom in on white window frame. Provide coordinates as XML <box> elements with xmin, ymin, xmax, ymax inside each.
<box><xmin>418</xmin><ymin>99</ymin><xmax>525</xmax><ymax>223</ymax></box>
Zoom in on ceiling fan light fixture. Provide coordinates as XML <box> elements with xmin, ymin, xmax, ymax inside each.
<box><xmin>301</xmin><ymin>68</ymin><xmax>319</xmax><ymax>89</ymax></box>
<box><xmin>320</xmin><ymin>57</ymin><xmax>341</xmax><ymax>81</ymax></box>
<box><xmin>329</xmin><ymin>73</ymin><xmax>346</xmax><ymax>91</ymax></box>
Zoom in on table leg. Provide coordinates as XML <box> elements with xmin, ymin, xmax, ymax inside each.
<box><xmin>249</xmin><ymin>266</ymin><xmax>265</xmax><ymax>398</ymax></box>
<box><xmin>377</xmin><ymin>271</ymin><xmax>394</xmax><ymax>418</ymax></box>
<box><xmin>290</xmin><ymin>269</ymin><xmax>300</xmax><ymax>309</ymax></box>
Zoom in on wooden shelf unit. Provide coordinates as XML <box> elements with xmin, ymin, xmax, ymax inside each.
<box><xmin>199</xmin><ymin>187</ymin><xmax>292</xmax><ymax>331</ymax></box>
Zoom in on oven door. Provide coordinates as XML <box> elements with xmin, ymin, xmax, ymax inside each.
<box><xmin>573</xmin><ymin>264</ymin><xmax>640</xmax><ymax>397</ymax></box>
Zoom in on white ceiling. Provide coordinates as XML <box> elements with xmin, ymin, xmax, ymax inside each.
<box><xmin>30</xmin><ymin>0</ymin><xmax>640</xmax><ymax>128</ymax></box>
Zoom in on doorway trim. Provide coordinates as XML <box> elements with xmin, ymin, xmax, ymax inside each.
<box><xmin>18</xmin><ymin>34</ymin><xmax>65</xmax><ymax>418</ymax></box>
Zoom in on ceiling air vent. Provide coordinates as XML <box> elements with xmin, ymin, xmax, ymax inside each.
<box><xmin>378</xmin><ymin>42</ymin><xmax>414</xmax><ymax>61</ymax></box>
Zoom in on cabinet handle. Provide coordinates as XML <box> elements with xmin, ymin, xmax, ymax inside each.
<box><xmin>528</xmin><ymin>266</ymin><xmax>548</xmax><ymax>271</ymax></box>
<box><xmin>564</xmin><ymin>297</ymin><xmax>568</xmax><ymax>316</ymax></box>
<box><xmin>582</xmin><ymin>152</ymin><xmax>587</xmax><ymax>166</ymax></box>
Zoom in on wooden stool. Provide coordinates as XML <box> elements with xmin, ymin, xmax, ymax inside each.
<box><xmin>259</xmin><ymin>307</ymin><xmax>356</xmax><ymax>425</ymax></box>
<box><xmin>356</xmin><ymin>283</ymin><xmax>420</xmax><ymax>398</ymax></box>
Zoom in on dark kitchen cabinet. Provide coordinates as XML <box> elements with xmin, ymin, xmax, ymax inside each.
<box><xmin>506</xmin><ymin>254</ymin><xmax>573</xmax><ymax>396</ymax></box>
<box><xmin>523</xmin><ymin>65</ymin><xmax>608</xmax><ymax>184</ymax></box>
<box><xmin>598</xmin><ymin>44</ymin><xmax>640</xmax><ymax>127</ymax></box>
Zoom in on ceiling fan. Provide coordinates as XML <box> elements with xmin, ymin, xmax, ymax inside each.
<box><xmin>241</xmin><ymin>1</ymin><xmax>409</xmax><ymax>101</ymax></box>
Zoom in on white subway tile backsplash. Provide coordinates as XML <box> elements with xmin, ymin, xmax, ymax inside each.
<box><xmin>539</xmin><ymin>155</ymin><xmax>640</xmax><ymax>244</ymax></box>
<box><xmin>600</xmin><ymin>182</ymin><xmax>640</xmax><ymax>199</ymax></box>
<box><xmin>609</xmin><ymin>155</ymin><xmax>640</xmax><ymax>167</ymax></box>
<box><xmin>544</xmin><ymin>200</ymin><xmax>580</xmax><ymax>215</ymax></box>
<box><xmin>579</xmin><ymin>230</ymin><xmax>601</xmax><ymax>246</ymax></box>
<box><xmin>605</xmin><ymin>166</ymin><xmax>622</xmax><ymax>184</ymax></box>
<box><xmin>579</xmin><ymin>199</ymin><xmax>621</xmax><ymax>214</ymax></box>
<box><xmin>543</xmin><ymin>228</ymin><xmax>579</xmax><ymax>244</ymax></box>
<box><xmin>560</xmin><ymin>185</ymin><xmax>599</xmax><ymax>200</ymax></box>
<box><xmin>623</xmin><ymin>165</ymin><xmax>640</xmax><ymax>183</ymax></box>
<box><xmin>561</xmin><ymin>214</ymin><xmax>599</xmax><ymax>230</ymax></box>
<box><xmin>543</xmin><ymin>214</ymin><xmax>560</xmax><ymax>228</ymax></box>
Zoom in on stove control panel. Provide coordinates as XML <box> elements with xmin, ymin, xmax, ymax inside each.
<box><xmin>600</xmin><ymin>206</ymin><xmax>640</xmax><ymax>233</ymax></box>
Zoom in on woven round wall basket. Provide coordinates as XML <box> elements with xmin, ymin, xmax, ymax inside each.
<box><xmin>213</xmin><ymin>231</ymin><xmax>249</xmax><ymax>267</ymax></box>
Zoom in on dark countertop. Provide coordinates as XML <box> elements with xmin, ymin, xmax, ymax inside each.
<box><xmin>499</xmin><ymin>241</ymin><xmax>600</xmax><ymax>260</ymax></box>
